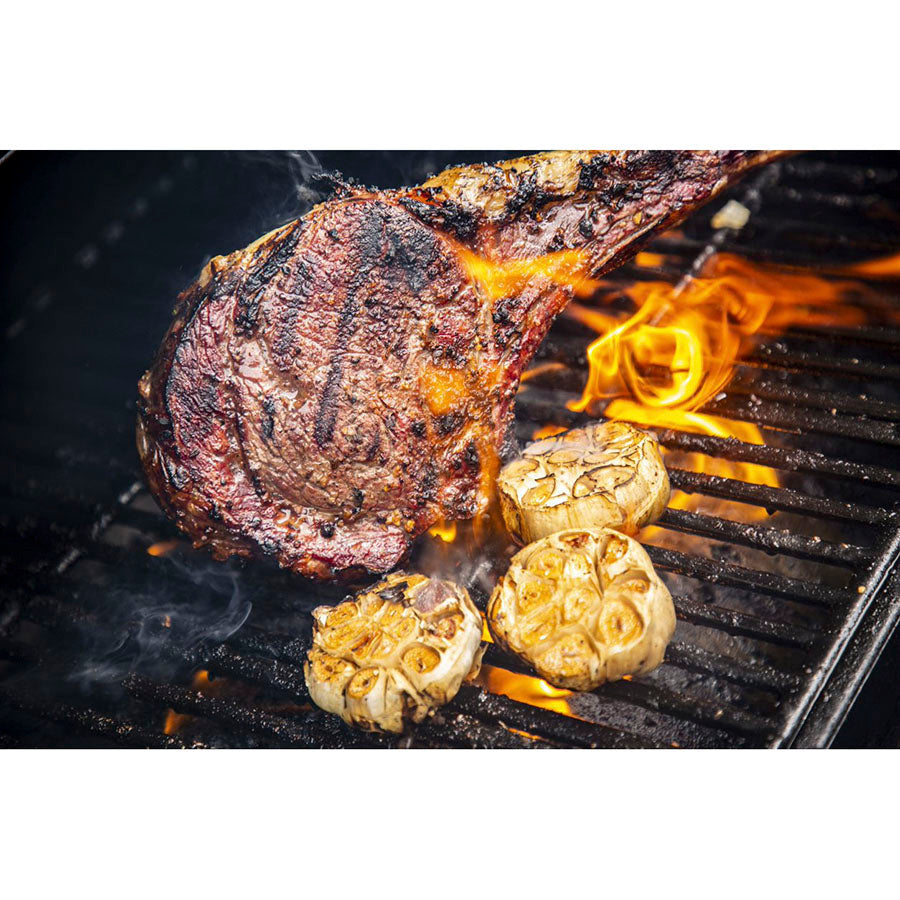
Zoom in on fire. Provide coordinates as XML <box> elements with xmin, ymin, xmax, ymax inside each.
<box><xmin>531</xmin><ymin>424</ymin><xmax>568</xmax><ymax>440</ymax></box>
<box><xmin>428</xmin><ymin>521</ymin><xmax>458</xmax><ymax>543</ymax></box>
<box><xmin>147</xmin><ymin>540</ymin><xmax>180</xmax><ymax>557</ymax></box>
<box><xmin>837</xmin><ymin>251</ymin><xmax>900</xmax><ymax>279</ymax></box>
<box><xmin>567</xmin><ymin>253</ymin><xmax>869</xmax><ymax>417</ymax></box>
<box><xmin>476</xmin><ymin>664</ymin><xmax>575</xmax><ymax>716</ymax></box>
<box><xmin>459</xmin><ymin>247</ymin><xmax>603</xmax><ymax>300</ymax></box>
<box><xmin>162</xmin><ymin>669</ymin><xmax>212</xmax><ymax>735</ymax></box>
<box><xmin>551</xmin><ymin>251</ymin><xmax>900</xmax><ymax>516</ymax></box>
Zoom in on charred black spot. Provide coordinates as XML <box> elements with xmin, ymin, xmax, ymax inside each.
<box><xmin>261</xmin><ymin>397</ymin><xmax>276</xmax><ymax>440</ymax></box>
<box><xmin>436</xmin><ymin>412</ymin><xmax>464</xmax><ymax>435</ymax></box>
<box><xmin>411</xmin><ymin>420</ymin><xmax>426</xmax><ymax>438</ymax></box>
<box><xmin>319</xmin><ymin>522</ymin><xmax>335</xmax><ymax>538</ymax></box>
<box><xmin>578</xmin><ymin>153</ymin><xmax>613</xmax><ymax>190</ymax></box>
<box><xmin>420</xmin><ymin>464</ymin><xmax>438</xmax><ymax>501</ymax></box>
<box><xmin>245</xmin><ymin>222</ymin><xmax>302</xmax><ymax>295</ymax></box>
<box><xmin>399</xmin><ymin>196</ymin><xmax>479</xmax><ymax>241</ymax></box>
<box><xmin>365</xmin><ymin>428</ymin><xmax>382</xmax><ymax>462</ymax></box>
<box><xmin>234</xmin><ymin>287</ymin><xmax>264</xmax><ymax>334</ymax></box>
<box><xmin>208</xmin><ymin>503</ymin><xmax>222</xmax><ymax>522</ymax></box>
<box><xmin>506</xmin><ymin>172</ymin><xmax>537</xmax><ymax>217</ymax></box>
<box><xmin>547</xmin><ymin>232</ymin><xmax>566</xmax><ymax>252</ymax></box>
<box><xmin>351</xmin><ymin>488</ymin><xmax>365</xmax><ymax>513</ymax></box>
<box><xmin>465</xmin><ymin>440</ymin><xmax>480</xmax><ymax>471</ymax></box>
<box><xmin>578</xmin><ymin>214</ymin><xmax>594</xmax><ymax>238</ymax></box>
<box><xmin>492</xmin><ymin>296</ymin><xmax>514</xmax><ymax>325</ymax></box>
<box><xmin>379</xmin><ymin>581</ymin><xmax>409</xmax><ymax>605</ymax></box>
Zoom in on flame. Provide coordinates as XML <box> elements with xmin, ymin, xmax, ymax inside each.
<box><xmin>606</xmin><ymin>400</ymin><xmax>780</xmax><ymax>506</ymax></box>
<box><xmin>428</xmin><ymin>521</ymin><xmax>458</xmax><ymax>543</ymax></box>
<box><xmin>476</xmin><ymin>664</ymin><xmax>575</xmax><ymax>716</ymax></box>
<box><xmin>552</xmin><ymin>251</ymin><xmax>900</xmax><ymax>518</ymax></box>
<box><xmin>162</xmin><ymin>669</ymin><xmax>212</xmax><ymax>735</ymax></box>
<box><xmin>837</xmin><ymin>251</ymin><xmax>900</xmax><ymax>279</ymax></box>
<box><xmin>459</xmin><ymin>247</ymin><xmax>603</xmax><ymax>300</ymax></box>
<box><xmin>520</xmin><ymin>361</ymin><xmax>569</xmax><ymax>383</ymax></box>
<box><xmin>531</xmin><ymin>424</ymin><xmax>568</xmax><ymax>440</ymax></box>
<box><xmin>634</xmin><ymin>252</ymin><xmax>667</xmax><ymax>268</ymax></box>
<box><xmin>568</xmin><ymin>253</ymin><xmax>881</xmax><ymax>417</ymax></box>
<box><xmin>147</xmin><ymin>540</ymin><xmax>180</xmax><ymax>557</ymax></box>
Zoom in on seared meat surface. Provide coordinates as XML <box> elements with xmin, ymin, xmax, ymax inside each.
<box><xmin>137</xmin><ymin>150</ymin><xmax>780</xmax><ymax>580</ymax></box>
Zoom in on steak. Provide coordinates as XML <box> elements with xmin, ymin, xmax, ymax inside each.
<box><xmin>137</xmin><ymin>150</ymin><xmax>782</xmax><ymax>580</ymax></box>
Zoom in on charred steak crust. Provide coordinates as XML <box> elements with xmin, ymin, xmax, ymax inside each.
<box><xmin>138</xmin><ymin>151</ymin><xmax>783</xmax><ymax>580</ymax></box>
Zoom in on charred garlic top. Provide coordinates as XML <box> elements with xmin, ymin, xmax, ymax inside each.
<box><xmin>304</xmin><ymin>572</ymin><xmax>484</xmax><ymax>733</ymax></box>
<box><xmin>487</xmin><ymin>528</ymin><xmax>675</xmax><ymax>692</ymax></box>
<box><xmin>498</xmin><ymin>421</ymin><xmax>670</xmax><ymax>544</ymax></box>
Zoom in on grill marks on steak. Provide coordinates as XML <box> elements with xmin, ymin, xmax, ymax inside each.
<box><xmin>138</xmin><ymin>150</ymin><xmax>783</xmax><ymax>580</ymax></box>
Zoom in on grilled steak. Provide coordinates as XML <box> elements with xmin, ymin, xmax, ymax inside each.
<box><xmin>137</xmin><ymin>150</ymin><xmax>781</xmax><ymax>580</ymax></box>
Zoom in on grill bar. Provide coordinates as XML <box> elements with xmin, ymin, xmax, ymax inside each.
<box><xmin>702</xmin><ymin>395</ymin><xmax>900</xmax><ymax>447</ymax></box>
<box><xmin>656</xmin><ymin>429</ymin><xmax>900</xmax><ymax>489</ymax></box>
<box><xmin>657</xmin><ymin>507</ymin><xmax>872</xmax><ymax>567</ymax></box>
<box><xmin>668</xmin><ymin>468</ymin><xmax>896</xmax><ymax>526</ymax></box>
<box><xmin>0</xmin><ymin>682</ymin><xmax>191</xmax><ymax>749</ymax></box>
<box><xmin>645</xmin><ymin>545</ymin><xmax>848</xmax><ymax>606</ymax></box>
<box><xmin>743</xmin><ymin>346</ymin><xmax>900</xmax><ymax>382</ymax></box>
<box><xmin>724</xmin><ymin>377</ymin><xmax>900</xmax><ymax>421</ymax></box>
<box><xmin>672</xmin><ymin>594</ymin><xmax>816</xmax><ymax>648</ymax></box>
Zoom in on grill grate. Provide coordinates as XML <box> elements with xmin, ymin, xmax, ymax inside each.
<box><xmin>1</xmin><ymin>150</ymin><xmax>899</xmax><ymax>748</ymax></box>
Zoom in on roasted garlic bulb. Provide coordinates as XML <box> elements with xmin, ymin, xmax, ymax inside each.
<box><xmin>498</xmin><ymin>421</ymin><xmax>670</xmax><ymax>544</ymax></box>
<box><xmin>304</xmin><ymin>572</ymin><xmax>484</xmax><ymax>733</ymax></box>
<box><xmin>487</xmin><ymin>528</ymin><xmax>675</xmax><ymax>691</ymax></box>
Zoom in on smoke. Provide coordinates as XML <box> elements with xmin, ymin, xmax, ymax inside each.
<box><xmin>67</xmin><ymin>551</ymin><xmax>252</xmax><ymax>690</ymax></box>
<box><xmin>232</xmin><ymin>150</ymin><xmax>328</xmax><ymax>222</ymax></box>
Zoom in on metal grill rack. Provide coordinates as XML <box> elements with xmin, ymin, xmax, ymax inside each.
<box><xmin>1</xmin><ymin>151</ymin><xmax>898</xmax><ymax>748</ymax></box>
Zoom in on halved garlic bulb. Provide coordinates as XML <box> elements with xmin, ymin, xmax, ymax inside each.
<box><xmin>498</xmin><ymin>421</ymin><xmax>670</xmax><ymax>544</ymax></box>
<box><xmin>487</xmin><ymin>528</ymin><xmax>675</xmax><ymax>691</ymax></box>
<box><xmin>304</xmin><ymin>572</ymin><xmax>484</xmax><ymax>733</ymax></box>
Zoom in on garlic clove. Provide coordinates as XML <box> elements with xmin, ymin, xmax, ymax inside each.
<box><xmin>487</xmin><ymin>527</ymin><xmax>675</xmax><ymax>691</ymax></box>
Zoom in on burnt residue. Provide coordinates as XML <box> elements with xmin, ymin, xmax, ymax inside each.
<box><xmin>313</xmin><ymin>207</ymin><xmax>385</xmax><ymax>448</ymax></box>
<box><xmin>236</xmin><ymin>223</ymin><xmax>302</xmax><ymax>335</ymax></box>
<box><xmin>436</xmin><ymin>412</ymin><xmax>464</xmax><ymax>435</ymax></box>
<box><xmin>464</xmin><ymin>440</ymin><xmax>480</xmax><ymax>471</ymax></box>
<box><xmin>261</xmin><ymin>397</ymin><xmax>276</xmax><ymax>440</ymax></box>
<box><xmin>399</xmin><ymin>194</ymin><xmax>480</xmax><ymax>241</ymax></box>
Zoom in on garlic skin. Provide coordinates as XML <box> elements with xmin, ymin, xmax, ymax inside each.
<box><xmin>487</xmin><ymin>528</ymin><xmax>675</xmax><ymax>692</ymax></box>
<box><xmin>498</xmin><ymin>421</ymin><xmax>670</xmax><ymax>545</ymax></box>
<box><xmin>304</xmin><ymin>572</ymin><xmax>484</xmax><ymax>733</ymax></box>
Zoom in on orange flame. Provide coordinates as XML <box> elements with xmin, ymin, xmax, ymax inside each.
<box><xmin>427</xmin><ymin>521</ymin><xmax>458</xmax><ymax>543</ymax></box>
<box><xmin>162</xmin><ymin>669</ymin><xmax>212</xmax><ymax>735</ymax></box>
<box><xmin>147</xmin><ymin>540</ymin><xmax>180</xmax><ymax>557</ymax></box>
<box><xmin>837</xmin><ymin>251</ymin><xmax>900</xmax><ymax>279</ymax></box>
<box><xmin>459</xmin><ymin>247</ymin><xmax>604</xmax><ymax>300</ymax></box>
<box><xmin>553</xmin><ymin>252</ymin><xmax>900</xmax><ymax>516</ymax></box>
<box><xmin>531</xmin><ymin>424</ymin><xmax>568</xmax><ymax>440</ymax></box>
<box><xmin>476</xmin><ymin>664</ymin><xmax>574</xmax><ymax>716</ymax></box>
<box><xmin>568</xmin><ymin>253</ymin><xmax>874</xmax><ymax>417</ymax></box>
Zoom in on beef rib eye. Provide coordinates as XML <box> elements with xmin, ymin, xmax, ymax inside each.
<box><xmin>137</xmin><ymin>150</ymin><xmax>781</xmax><ymax>580</ymax></box>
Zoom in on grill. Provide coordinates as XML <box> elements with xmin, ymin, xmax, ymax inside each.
<box><xmin>1</xmin><ymin>150</ymin><xmax>899</xmax><ymax>749</ymax></box>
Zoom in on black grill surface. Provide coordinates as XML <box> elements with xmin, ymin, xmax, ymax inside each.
<box><xmin>1</xmin><ymin>150</ymin><xmax>899</xmax><ymax>748</ymax></box>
